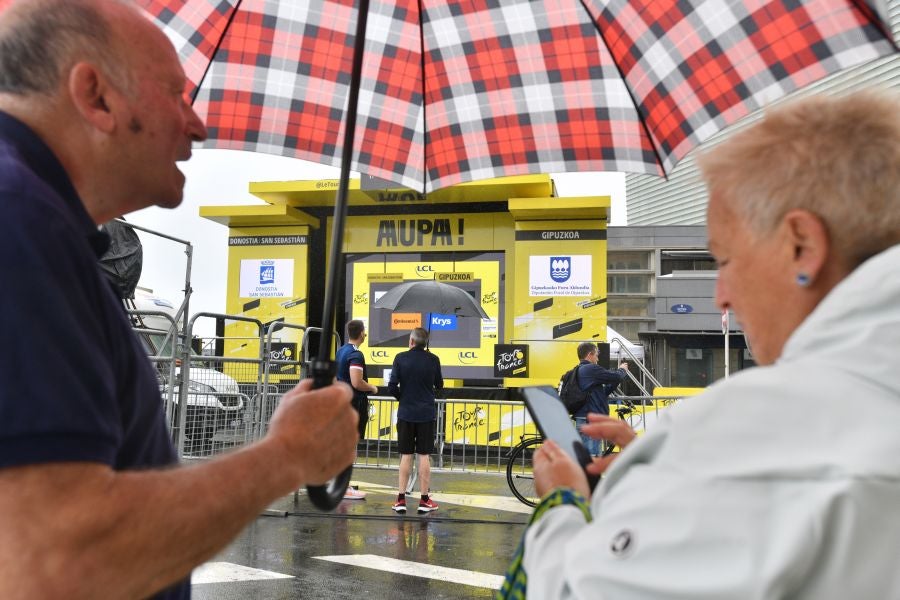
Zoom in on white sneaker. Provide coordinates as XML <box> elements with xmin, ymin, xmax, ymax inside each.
<box><xmin>343</xmin><ymin>486</ymin><xmax>367</xmax><ymax>500</ymax></box>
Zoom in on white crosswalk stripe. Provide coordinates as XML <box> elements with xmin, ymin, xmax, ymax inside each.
<box><xmin>192</xmin><ymin>562</ymin><xmax>293</xmax><ymax>584</ymax></box>
<box><xmin>314</xmin><ymin>554</ymin><xmax>505</xmax><ymax>589</ymax></box>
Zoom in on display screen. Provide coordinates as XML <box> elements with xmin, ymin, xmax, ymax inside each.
<box><xmin>367</xmin><ymin>280</ymin><xmax>483</xmax><ymax>348</ymax></box>
<box><xmin>344</xmin><ymin>252</ymin><xmax>504</xmax><ymax>380</ymax></box>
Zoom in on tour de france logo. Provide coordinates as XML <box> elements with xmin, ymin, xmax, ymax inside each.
<box><xmin>550</xmin><ymin>256</ymin><xmax>571</xmax><ymax>283</ymax></box>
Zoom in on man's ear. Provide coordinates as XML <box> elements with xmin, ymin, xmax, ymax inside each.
<box><xmin>67</xmin><ymin>61</ymin><xmax>117</xmax><ymax>133</ymax></box>
<box><xmin>782</xmin><ymin>209</ymin><xmax>830</xmax><ymax>282</ymax></box>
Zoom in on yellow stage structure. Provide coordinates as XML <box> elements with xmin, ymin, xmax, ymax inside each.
<box><xmin>200</xmin><ymin>174</ymin><xmax>611</xmax><ymax>388</ymax></box>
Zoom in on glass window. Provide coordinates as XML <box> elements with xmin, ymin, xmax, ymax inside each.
<box><xmin>608</xmin><ymin>298</ymin><xmax>650</xmax><ymax>317</ymax></box>
<box><xmin>608</xmin><ymin>274</ymin><xmax>651</xmax><ymax>294</ymax></box>
<box><xmin>670</xmin><ymin>347</ymin><xmax>713</xmax><ymax>387</ymax></box>
<box><xmin>660</xmin><ymin>251</ymin><xmax>716</xmax><ymax>275</ymax></box>
<box><xmin>608</xmin><ymin>251</ymin><xmax>650</xmax><ymax>270</ymax></box>
<box><xmin>608</xmin><ymin>320</ymin><xmax>643</xmax><ymax>342</ymax></box>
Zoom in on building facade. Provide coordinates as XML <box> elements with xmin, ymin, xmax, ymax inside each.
<box><xmin>607</xmin><ymin>226</ymin><xmax>751</xmax><ymax>389</ymax></box>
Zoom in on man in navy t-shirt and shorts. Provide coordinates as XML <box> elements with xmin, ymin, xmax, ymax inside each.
<box><xmin>335</xmin><ymin>320</ymin><xmax>379</xmax><ymax>499</ymax></box>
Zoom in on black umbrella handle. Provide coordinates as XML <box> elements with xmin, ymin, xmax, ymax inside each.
<box><xmin>306</xmin><ymin>358</ymin><xmax>353</xmax><ymax>511</ymax></box>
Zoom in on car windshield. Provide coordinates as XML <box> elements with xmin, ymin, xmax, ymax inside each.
<box><xmin>142</xmin><ymin>331</ymin><xmax>201</xmax><ymax>358</ymax></box>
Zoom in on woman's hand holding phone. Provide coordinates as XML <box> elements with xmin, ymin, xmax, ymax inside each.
<box><xmin>533</xmin><ymin>440</ymin><xmax>592</xmax><ymax>498</ymax></box>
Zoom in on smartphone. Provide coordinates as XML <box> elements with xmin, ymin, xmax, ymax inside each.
<box><xmin>518</xmin><ymin>385</ymin><xmax>600</xmax><ymax>491</ymax></box>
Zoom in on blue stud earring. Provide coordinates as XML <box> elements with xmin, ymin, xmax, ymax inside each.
<box><xmin>796</xmin><ymin>273</ymin><xmax>811</xmax><ymax>287</ymax></box>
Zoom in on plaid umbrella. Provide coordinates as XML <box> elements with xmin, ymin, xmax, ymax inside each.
<box><xmin>137</xmin><ymin>0</ymin><xmax>894</xmax><ymax>510</ymax></box>
<box><xmin>139</xmin><ymin>0</ymin><xmax>895</xmax><ymax>193</ymax></box>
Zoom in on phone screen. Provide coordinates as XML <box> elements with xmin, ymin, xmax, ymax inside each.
<box><xmin>520</xmin><ymin>385</ymin><xmax>590</xmax><ymax>468</ymax></box>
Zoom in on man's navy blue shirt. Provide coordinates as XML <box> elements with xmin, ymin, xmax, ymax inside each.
<box><xmin>388</xmin><ymin>347</ymin><xmax>443</xmax><ymax>422</ymax></box>
<box><xmin>335</xmin><ymin>342</ymin><xmax>369</xmax><ymax>403</ymax></box>
<box><xmin>573</xmin><ymin>361</ymin><xmax>627</xmax><ymax>417</ymax></box>
<box><xmin>0</xmin><ymin>111</ymin><xmax>188</xmax><ymax>599</ymax></box>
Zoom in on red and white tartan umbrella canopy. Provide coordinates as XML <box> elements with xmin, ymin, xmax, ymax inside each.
<box><xmin>139</xmin><ymin>0</ymin><xmax>895</xmax><ymax>193</ymax></box>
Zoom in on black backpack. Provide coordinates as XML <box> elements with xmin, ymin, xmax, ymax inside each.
<box><xmin>558</xmin><ymin>365</ymin><xmax>590</xmax><ymax>415</ymax></box>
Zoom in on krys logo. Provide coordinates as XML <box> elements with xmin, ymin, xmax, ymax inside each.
<box><xmin>550</xmin><ymin>256</ymin><xmax>571</xmax><ymax>283</ymax></box>
<box><xmin>416</xmin><ymin>265</ymin><xmax>434</xmax><ymax>278</ymax></box>
<box><xmin>259</xmin><ymin>260</ymin><xmax>276</xmax><ymax>285</ymax></box>
<box><xmin>370</xmin><ymin>350</ymin><xmax>391</xmax><ymax>364</ymax></box>
<box><xmin>458</xmin><ymin>351</ymin><xmax>478</xmax><ymax>364</ymax></box>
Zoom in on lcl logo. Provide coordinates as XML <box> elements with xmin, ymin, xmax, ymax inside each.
<box><xmin>370</xmin><ymin>350</ymin><xmax>391</xmax><ymax>363</ymax></box>
<box><xmin>458</xmin><ymin>351</ymin><xmax>478</xmax><ymax>364</ymax></box>
<box><xmin>416</xmin><ymin>265</ymin><xmax>434</xmax><ymax>278</ymax></box>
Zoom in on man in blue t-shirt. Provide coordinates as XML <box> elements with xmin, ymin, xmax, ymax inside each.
<box><xmin>0</xmin><ymin>2</ymin><xmax>359</xmax><ymax>598</ymax></box>
<box><xmin>572</xmin><ymin>342</ymin><xmax>629</xmax><ymax>456</ymax></box>
<box><xmin>388</xmin><ymin>328</ymin><xmax>443</xmax><ymax>514</ymax></box>
<box><xmin>335</xmin><ymin>320</ymin><xmax>378</xmax><ymax>499</ymax></box>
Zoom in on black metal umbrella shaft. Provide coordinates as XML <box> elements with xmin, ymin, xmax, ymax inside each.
<box><xmin>308</xmin><ymin>0</ymin><xmax>371</xmax><ymax>511</ymax></box>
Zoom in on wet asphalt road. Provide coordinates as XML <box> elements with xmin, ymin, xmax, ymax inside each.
<box><xmin>191</xmin><ymin>467</ymin><xmax>529</xmax><ymax>599</ymax></box>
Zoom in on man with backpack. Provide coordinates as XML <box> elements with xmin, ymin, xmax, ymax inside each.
<box><xmin>563</xmin><ymin>342</ymin><xmax>628</xmax><ymax>456</ymax></box>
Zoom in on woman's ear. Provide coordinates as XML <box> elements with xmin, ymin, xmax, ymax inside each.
<box><xmin>782</xmin><ymin>209</ymin><xmax>830</xmax><ymax>284</ymax></box>
<box><xmin>67</xmin><ymin>61</ymin><xmax>117</xmax><ymax>134</ymax></box>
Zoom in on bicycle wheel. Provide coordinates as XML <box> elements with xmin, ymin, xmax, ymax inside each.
<box><xmin>506</xmin><ymin>437</ymin><xmax>542</xmax><ymax>507</ymax></box>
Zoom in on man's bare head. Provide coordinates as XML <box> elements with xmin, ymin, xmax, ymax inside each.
<box><xmin>0</xmin><ymin>0</ymin><xmax>206</xmax><ymax>223</ymax></box>
<box><xmin>0</xmin><ymin>0</ymin><xmax>135</xmax><ymax>98</ymax></box>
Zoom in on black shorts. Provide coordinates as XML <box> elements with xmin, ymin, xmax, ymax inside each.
<box><xmin>397</xmin><ymin>419</ymin><xmax>436</xmax><ymax>455</ymax></box>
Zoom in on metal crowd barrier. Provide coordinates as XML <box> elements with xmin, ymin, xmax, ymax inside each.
<box><xmin>141</xmin><ymin>311</ymin><xmax>695</xmax><ymax>468</ymax></box>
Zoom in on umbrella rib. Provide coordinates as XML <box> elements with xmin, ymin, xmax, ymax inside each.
<box><xmin>189</xmin><ymin>0</ymin><xmax>244</xmax><ymax>104</ymax></box>
<box><xmin>417</xmin><ymin>0</ymin><xmax>429</xmax><ymax>192</ymax></box>
<box><xmin>577</xmin><ymin>0</ymin><xmax>668</xmax><ymax>179</ymax></box>
<box><xmin>847</xmin><ymin>0</ymin><xmax>898</xmax><ymax>51</ymax></box>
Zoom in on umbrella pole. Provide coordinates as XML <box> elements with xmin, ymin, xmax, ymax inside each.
<box><xmin>307</xmin><ymin>0</ymin><xmax>371</xmax><ymax>511</ymax></box>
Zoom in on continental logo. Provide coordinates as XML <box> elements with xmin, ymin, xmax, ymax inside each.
<box><xmin>436</xmin><ymin>272</ymin><xmax>474</xmax><ymax>282</ymax></box>
<box><xmin>391</xmin><ymin>313</ymin><xmax>421</xmax><ymax>330</ymax></box>
<box><xmin>376</xmin><ymin>218</ymin><xmax>465</xmax><ymax>247</ymax></box>
<box><xmin>370</xmin><ymin>350</ymin><xmax>391</xmax><ymax>364</ymax></box>
<box><xmin>458</xmin><ymin>351</ymin><xmax>478</xmax><ymax>364</ymax></box>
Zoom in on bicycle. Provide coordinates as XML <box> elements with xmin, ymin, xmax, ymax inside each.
<box><xmin>505</xmin><ymin>400</ymin><xmax>636</xmax><ymax>507</ymax></box>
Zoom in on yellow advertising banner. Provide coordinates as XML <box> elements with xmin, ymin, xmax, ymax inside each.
<box><xmin>336</xmin><ymin>212</ymin><xmax>512</xmax><ymax>254</ymax></box>
<box><xmin>510</xmin><ymin>219</ymin><xmax>608</xmax><ymax>384</ymax></box>
<box><xmin>443</xmin><ymin>402</ymin><xmax>538</xmax><ymax>446</ymax></box>
<box><xmin>222</xmin><ymin>225</ymin><xmax>310</xmax><ymax>383</ymax></box>
<box><xmin>363</xmin><ymin>398</ymin><xmax>398</xmax><ymax>441</ymax></box>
